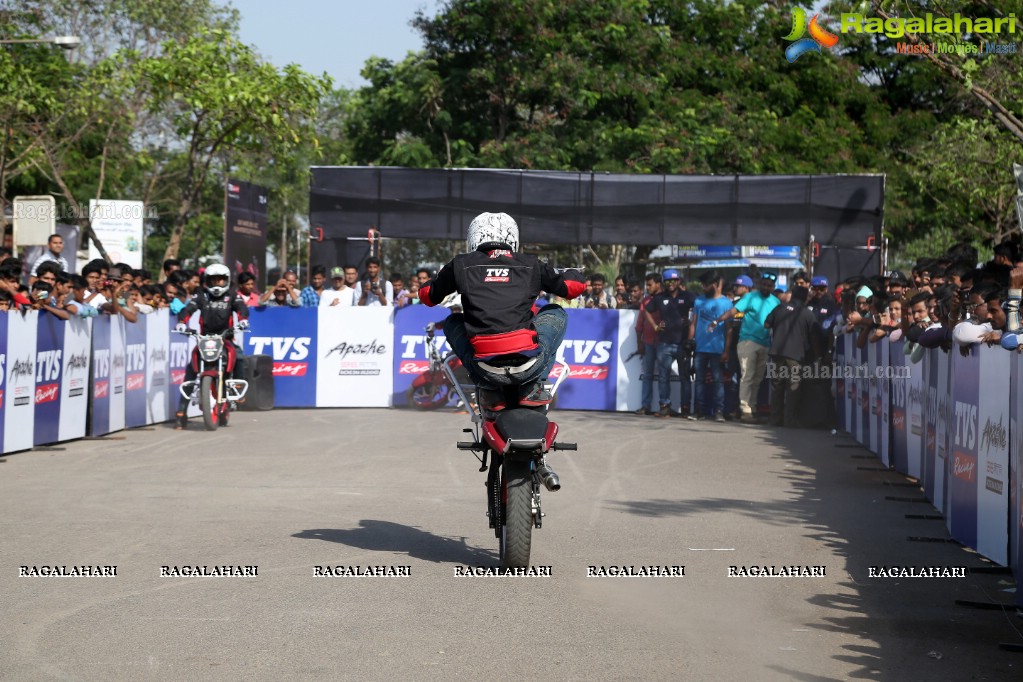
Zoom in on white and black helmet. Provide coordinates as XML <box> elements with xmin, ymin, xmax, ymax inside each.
<box><xmin>467</xmin><ymin>212</ymin><xmax>519</xmax><ymax>253</ymax></box>
<box><xmin>204</xmin><ymin>263</ymin><xmax>231</xmax><ymax>297</ymax></box>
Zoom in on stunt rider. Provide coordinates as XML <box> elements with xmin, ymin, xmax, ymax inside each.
<box><xmin>174</xmin><ymin>263</ymin><xmax>249</xmax><ymax>429</ymax></box>
<box><xmin>418</xmin><ymin>211</ymin><xmax>586</xmax><ymax>410</ymax></box>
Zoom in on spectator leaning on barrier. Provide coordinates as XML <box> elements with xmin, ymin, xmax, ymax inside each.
<box><xmin>953</xmin><ymin>283</ymin><xmax>994</xmax><ymax>349</ymax></box>
<box><xmin>764</xmin><ymin>285</ymin><xmax>821</xmax><ymax>429</ymax></box>
<box><xmin>691</xmin><ymin>270</ymin><xmax>732</xmax><ymax>422</ymax></box>
<box><xmin>904</xmin><ymin>291</ymin><xmax>932</xmax><ymax>363</ymax></box>
<box><xmin>645</xmin><ymin>268</ymin><xmax>695</xmax><ymax>418</ymax></box>
<box><xmin>260</xmin><ymin>270</ymin><xmax>301</xmax><ymax>307</ymax></box>
<box><xmin>29</xmin><ymin>233</ymin><xmax>68</xmax><ymax>280</ymax></box>
<box><xmin>634</xmin><ymin>273</ymin><xmax>663</xmax><ymax>416</ymax></box>
<box><xmin>712</xmin><ymin>273</ymin><xmax>779</xmax><ymax>421</ymax></box>
<box><xmin>357</xmin><ymin>257</ymin><xmax>392</xmax><ymax>307</ymax></box>
<box><xmin>320</xmin><ymin>266</ymin><xmax>358</xmax><ymax>308</ymax></box>
<box><xmin>29</xmin><ymin>280</ymin><xmax>71</xmax><ymax>320</ymax></box>
<box><xmin>300</xmin><ymin>265</ymin><xmax>326</xmax><ymax>307</ymax></box>
<box><xmin>1000</xmin><ymin>265</ymin><xmax>1023</xmax><ymax>349</ymax></box>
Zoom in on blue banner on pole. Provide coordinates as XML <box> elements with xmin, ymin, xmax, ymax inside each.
<box><xmin>949</xmin><ymin>347</ymin><xmax>980</xmax><ymax>549</ymax></box>
<box><xmin>554</xmin><ymin>310</ymin><xmax>619</xmax><ymax>411</ymax></box>
<box><xmin>33</xmin><ymin>313</ymin><xmax>66</xmax><ymax>445</ymax></box>
<box><xmin>123</xmin><ymin>319</ymin><xmax>148</xmax><ymax>427</ymax></box>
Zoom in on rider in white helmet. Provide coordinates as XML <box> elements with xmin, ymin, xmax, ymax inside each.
<box><xmin>418</xmin><ymin>211</ymin><xmax>586</xmax><ymax>408</ymax></box>
<box><xmin>173</xmin><ymin>263</ymin><xmax>249</xmax><ymax>428</ymax></box>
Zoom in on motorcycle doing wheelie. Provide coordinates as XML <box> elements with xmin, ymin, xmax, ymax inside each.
<box><xmin>444</xmin><ymin>354</ymin><xmax>577</xmax><ymax>568</ymax></box>
<box><xmin>176</xmin><ymin>327</ymin><xmax>248</xmax><ymax>431</ymax></box>
<box><xmin>406</xmin><ymin>322</ymin><xmax>473</xmax><ymax>410</ymax></box>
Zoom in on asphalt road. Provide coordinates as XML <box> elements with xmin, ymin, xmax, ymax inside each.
<box><xmin>1</xmin><ymin>407</ymin><xmax>1021</xmax><ymax>681</ymax></box>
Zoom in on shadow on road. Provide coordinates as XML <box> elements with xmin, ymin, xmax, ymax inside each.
<box><xmin>292</xmin><ymin>519</ymin><xmax>497</xmax><ymax>565</ymax></box>
<box><xmin>604</xmin><ymin>425</ymin><xmax>1021</xmax><ymax>680</ymax></box>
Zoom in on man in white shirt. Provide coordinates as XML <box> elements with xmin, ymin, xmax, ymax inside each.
<box><xmin>355</xmin><ymin>257</ymin><xmax>393</xmax><ymax>307</ymax></box>
<box><xmin>319</xmin><ymin>266</ymin><xmax>358</xmax><ymax>308</ymax></box>
<box><xmin>30</xmin><ymin>233</ymin><xmax>69</xmax><ymax>279</ymax></box>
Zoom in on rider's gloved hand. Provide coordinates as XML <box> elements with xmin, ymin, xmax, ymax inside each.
<box><xmin>237</xmin><ymin>319</ymin><xmax>249</xmax><ymax>330</ymax></box>
<box><xmin>175</xmin><ymin>323</ymin><xmax>187</xmax><ymax>333</ymax></box>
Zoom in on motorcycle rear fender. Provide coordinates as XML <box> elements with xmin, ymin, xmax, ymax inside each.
<box><xmin>484</xmin><ymin>408</ymin><xmax>555</xmax><ymax>454</ymax></box>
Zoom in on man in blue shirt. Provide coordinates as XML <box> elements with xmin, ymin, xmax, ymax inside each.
<box><xmin>689</xmin><ymin>271</ymin><xmax>733</xmax><ymax>421</ymax></box>
<box><xmin>710</xmin><ymin>273</ymin><xmax>780</xmax><ymax>421</ymax></box>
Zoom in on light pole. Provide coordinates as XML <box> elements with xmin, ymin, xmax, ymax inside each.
<box><xmin>0</xmin><ymin>36</ymin><xmax>81</xmax><ymax>50</ymax></box>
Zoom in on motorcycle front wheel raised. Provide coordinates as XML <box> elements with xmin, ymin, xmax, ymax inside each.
<box><xmin>499</xmin><ymin>457</ymin><xmax>533</xmax><ymax>568</ymax></box>
<box><xmin>200</xmin><ymin>375</ymin><xmax>218</xmax><ymax>431</ymax></box>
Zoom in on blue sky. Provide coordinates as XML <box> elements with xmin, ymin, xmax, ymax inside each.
<box><xmin>228</xmin><ymin>0</ymin><xmax>442</xmax><ymax>89</ymax></box>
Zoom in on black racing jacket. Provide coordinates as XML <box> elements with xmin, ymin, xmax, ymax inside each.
<box><xmin>419</xmin><ymin>247</ymin><xmax>586</xmax><ymax>357</ymax></box>
<box><xmin>177</xmin><ymin>286</ymin><xmax>249</xmax><ymax>334</ymax></box>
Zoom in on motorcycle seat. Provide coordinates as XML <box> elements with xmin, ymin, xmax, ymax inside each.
<box><xmin>495</xmin><ymin>408</ymin><xmax>548</xmax><ymax>444</ymax></box>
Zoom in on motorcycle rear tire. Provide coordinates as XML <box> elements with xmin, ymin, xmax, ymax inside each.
<box><xmin>499</xmin><ymin>457</ymin><xmax>533</xmax><ymax>568</ymax></box>
<box><xmin>201</xmin><ymin>375</ymin><xmax>218</xmax><ymax>431</ymax></box>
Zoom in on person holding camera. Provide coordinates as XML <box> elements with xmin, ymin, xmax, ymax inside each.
<box><xmin>356</xmin><ymin>257</ymin><xmax>392</xmax><ymax>307</ymax></box>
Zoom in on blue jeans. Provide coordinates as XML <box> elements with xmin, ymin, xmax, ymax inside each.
<box><xmin>640</xmin><ymin>346</ymin><xmax>657</xmax><ymax>410</ymax></box>
<box><xmin>694</xmin><ymin>352</ymin><xmax>725</xmax><ymax>416</ymax></box>
<box><xmin>443</xmin><ymin>305</ymin><xmax>567</xmax><ymax>391</ymax></box>
<box><xmin>656</xmin><ymin>342</ymin><xmax>691</xmax><ymax>410</ymax></box>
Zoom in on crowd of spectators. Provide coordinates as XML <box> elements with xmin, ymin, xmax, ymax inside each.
<box><xmin>0</xmin><ymin>239</ymin><xmax>444</xmax><ymax>321</ymax></box>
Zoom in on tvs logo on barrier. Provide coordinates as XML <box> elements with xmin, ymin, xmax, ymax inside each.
<box><xmin>126</xmin><ymin>374</ymin><xmax>145</xmax><ymax>392</ymax></box>
<box><xmin>171</xmin><ymin>370</ymin><xmax>186</xmax><ymax>385</ymax></box>
<box><xmin>250</xmin><ymin>336</ymin><xmax>311</xmax><ymax>378</ymax></box>
<box><xmin>93</xmin><ymin>349</ymin><xmax>110</xmax><ymax>379</ymax></box>
<box><xmin>892</xmin><ymin>411</ymin><xmax>906</xmax><ymax>431</ymax></box>
<box><xmin>93</xmin><ymin>380</ymin><xmax>109</xmax><ymax>399</ymax></box>
<box><xmin>35</xmin><ymin>383</ymin><xmax>59</xmax><ymax>404</ymax></box>
<box><xmin>554</xmin><ymin>340</ymin><xmax>613</xmax><ymax>381</ymax></box>
<box><xmin>785</xmin><ymin>7</ymin><xmax>839</xmax><ymax>62</ymax></box>
<box><xmin>953</xmin><ymin>452</ymin><xmax>976</xmax><ymax>482</ymax></box>
<box><xmin>36</xmin><ymin>351</ymin><xmax>62</xmax><ymax>384</ymax></box>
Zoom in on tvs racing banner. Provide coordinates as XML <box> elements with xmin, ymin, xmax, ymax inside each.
<box><xmin>950</xmin><ymin>347</ymin><xmax>980</xmax><ymax>552</ymax></box>
<box><xmin>33</xmin><ymin>312</ymin><xmax>65</xmax><ymax>446</ymax></box>
<box><xmin>889</xmin><ymin>340</ymin><xmax>909</xmax><ymax>474</ymax></box>
<box><xmin>392</xmin><ymin>304</ymin><xmax>452</xmax><ymax>406</ymax></box>
<box><xmin>123</xmin><ymin>317</ymin><xmax>148</xmax><ymax>427</ymax></box>
<box><xmin>5</xmin><ymin>311</ymin><xmax>37</xmax><ymax>453</ymax></box>
<box><xmin>317</xmin><ymin>307</ymin><xmax>394</xmax><ymax>407</ymax></box>
<box><xmin>553</xmin><ymin>309</ymin><xmax>619</xmax><ymax>411</ymax></box>
<box><xmin>224</xmin><ymin>179</ymin><xmax>269</xmax><ymax>289</ymax></box>
<box><xmin>245</xmin><ymin>307</ymin><xmax>317</xmax><ymax>407</ymax></box>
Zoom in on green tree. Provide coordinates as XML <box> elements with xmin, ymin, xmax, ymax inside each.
<box><xmin>136</xmin><ymin>28</ymin><xmax>331</xmax><ymax>263</ymax></box>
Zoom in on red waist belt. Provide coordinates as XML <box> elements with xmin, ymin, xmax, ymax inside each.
<box><xmin>469</xmin><ymin>328</ymin><xmax>539</xmax><ymax>358</ymax></box>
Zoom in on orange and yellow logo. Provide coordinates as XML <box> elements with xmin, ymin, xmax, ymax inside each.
<box><xmin>784</xmin><ymin>7</ymin><xmax>839</xmax><ymax>62</ymax></box>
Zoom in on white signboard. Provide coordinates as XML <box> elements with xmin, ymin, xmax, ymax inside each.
<box><xmin>89</xmin><ymin>199</ymin><xmax>145</xmax><ymax>268</ymax></box>
<box><xmin>316</xmin><ymin>307</ymin><xmax>394</xmax><ymax>407</ymax></box>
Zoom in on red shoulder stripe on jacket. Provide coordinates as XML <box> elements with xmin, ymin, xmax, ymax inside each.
<box><xmin>564</xmin><ymin>279</ymin><xmax>586</xmax><ymax>299</ymax></box>
<box><xmin>419</xmin><ymin>283</ymin><xmax>436</xmax><ymax>307</ymax></box>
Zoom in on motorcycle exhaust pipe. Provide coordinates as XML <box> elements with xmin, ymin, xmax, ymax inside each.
<box><xmin>536</xmin><ymin>464</ymin><xmax>561</xmax><ymax>492</ymax></box>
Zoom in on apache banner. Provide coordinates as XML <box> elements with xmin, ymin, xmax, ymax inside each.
<box><xmin>224</xmin><ymin>179</ymin><xmax>269</xmax><ymax>289</ymax></box>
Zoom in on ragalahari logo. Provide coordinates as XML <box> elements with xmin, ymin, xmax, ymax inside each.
<box><xmin>785</xmin><ymin>7</ymin><xmax>840</xmax><ymax>62</ymax></box>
